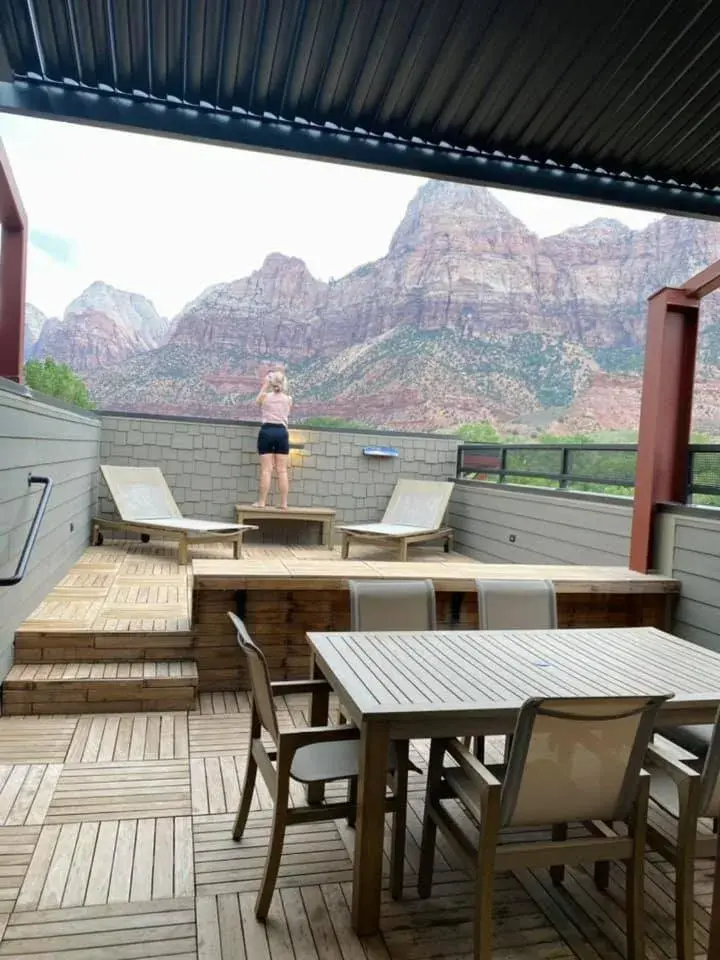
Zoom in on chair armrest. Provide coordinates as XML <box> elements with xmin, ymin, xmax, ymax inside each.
<box><xmin>646</xmin><ymin>741</ymin><xmax>702</xmax><ymax>786</ymax></box>
<box><xmin>270</xmin><ymin>679</ymin><xmax>332</xmax><ymax>697</ymax></box>
<box><xmin>446</xmin><ymin>738</ymin><xmax>502</xmax><ymax>798</ymax></box>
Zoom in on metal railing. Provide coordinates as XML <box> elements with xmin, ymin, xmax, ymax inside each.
<box><xmin>457</xmin><ymin>443</ymin><xmax>720</xmax><ymax>503</ymax></box>
<box><xmin>0</xmin><ymin>475</ymin><xmax>53</xmax><ymax>587</ymax></box>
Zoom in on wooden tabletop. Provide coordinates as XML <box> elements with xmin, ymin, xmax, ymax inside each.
<box><xmin>193</xmin><ymin>558</ymin><xmax>679</xmax><ymax>593</ymax></box>
<box><xmin>307</xmin><ymin>627</ymin><xmax>720</xmax><ymax>734</ymax></box>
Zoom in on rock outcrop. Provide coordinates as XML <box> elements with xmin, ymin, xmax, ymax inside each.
<box><xmin>56</xmin><ymin>181</ymin><xmax>720</xmax><ymax>431</ymax></box>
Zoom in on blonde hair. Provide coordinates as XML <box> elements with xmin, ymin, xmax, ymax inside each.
<box><xmin>267</xmin><ymin>370</ymin><xmax>287</xmax><ymax>392</ymax></box>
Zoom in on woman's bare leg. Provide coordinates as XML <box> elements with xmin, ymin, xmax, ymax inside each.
<box><xmin>275</xmin><ymin>454</ymin><xmax>289</xmax><ymax>509</ymax></box>
<box><xmin>255</xmin><ymin>454</ymin><xmax>274</xmax><ymax>507</ymax></box>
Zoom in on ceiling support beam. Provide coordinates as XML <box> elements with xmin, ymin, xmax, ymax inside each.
<box><xmin>2</xmin><ymin>81</ymin><xmax>720</xmax><ymax>221</ymax></box>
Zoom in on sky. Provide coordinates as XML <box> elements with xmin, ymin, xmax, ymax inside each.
<box><xmin>0</xmin><ymin>113</ymin><xmax>662</xmax><ymax>321</ymax></box>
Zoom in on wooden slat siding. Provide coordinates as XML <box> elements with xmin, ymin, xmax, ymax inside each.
<box><xmin>449</xmin><ymin>482</ymin><xmax>633</xmax><ymax>565</ymax></box>
<box><xmin>0</xmin><ymin>385</ymin><xmax>101</xmax><ymax>679</ymax></box>
<box><xmin>660</xmin><ymin>511</ymin><xmax>720</xmax><ymax>654</ymax></box>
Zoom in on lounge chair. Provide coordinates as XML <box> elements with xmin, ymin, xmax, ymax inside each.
<box><xmin>93</xmin><ymin>465</ymin><xmax>256</xmax><ymax>565</ymax></box>
<box><xmin>339</xmin><ymin>479</ymin><xmax>454</xmax><ymax>560</ymax></box>
<box><xmin>419</xmin><ymin>694</ymin><xmax>670</xmax><ymax>960</ymax></box>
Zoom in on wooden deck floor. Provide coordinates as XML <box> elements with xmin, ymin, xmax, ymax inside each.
<box><xmin>18</xmin><ymin>540</ymin><xmax>477</xmax><ymax>637</ymax></box>
<box><xmin>0</xmin><ymin>693</ymin><xmax>711</xmax><ymax>958</ymax></box>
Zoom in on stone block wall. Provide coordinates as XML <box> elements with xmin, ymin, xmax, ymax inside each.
<box><xmin>98</xmin><ymin>413</ymin><xmax>459</xmax><ymax>543</ymax></box>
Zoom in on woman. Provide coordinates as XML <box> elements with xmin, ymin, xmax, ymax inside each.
<box><xmin>254</xmin><ymin>370</ymin><xmax>292</xmax><ymax>509</ymax></box>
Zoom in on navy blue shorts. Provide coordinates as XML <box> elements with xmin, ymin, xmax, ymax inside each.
<box><xmin>257</xmin><ymin>423</ymin><xmax>289</xmax><ymax>455</ymax></box>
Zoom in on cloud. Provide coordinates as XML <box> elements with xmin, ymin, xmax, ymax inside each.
<box><xmin>30</xmin><ymin>230</ymin><xmax>76</xmax><ymax>264</ymax></box>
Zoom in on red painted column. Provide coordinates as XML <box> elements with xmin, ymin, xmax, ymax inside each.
<box><xmin>0</xmin><ymin>224</ymin><xmax>27</xmax><ymax>382</ymax></box>
<box><xmin>629</xmin><ymin>288</ymin><xmax>699</xmax><ymax>573</ymax></box>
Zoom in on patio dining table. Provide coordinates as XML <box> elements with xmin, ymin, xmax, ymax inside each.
<box><xmin>306</xmin><ymin>626</ymin><xmax>720</xmax><ymax>938</ymax></box>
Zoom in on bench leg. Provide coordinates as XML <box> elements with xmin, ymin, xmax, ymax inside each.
<box><xmin>341</xmin><ymin>534</ymin><xmax>350</xmax><ymax>559</ymax></box>
<box><xmin>177</xmin><ymin>538</ymin><xmax>189</xmax><ymax>566</ymax></box>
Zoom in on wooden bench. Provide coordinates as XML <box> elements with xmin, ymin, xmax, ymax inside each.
<box><xmin>340</xmin><ymin>525</ymin><xmax>453</xmax><ymax>561</ymax></box>
<box><xmin>235</xmin><ymin>505</ymin><xmax>336</xmax><ymax>548</ymax></box>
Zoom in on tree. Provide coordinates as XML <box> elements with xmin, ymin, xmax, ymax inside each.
<box><xmin>24</xmin><ymin>358</ymin><xmax>95</xmax><ymax>410</ymax></box>
<box><xmin>454</xmin><ymin>421</ymin><xmax>501</xmax><ymax>443</ymax></box>
<box><xmin>298</xmin><ymin>416</ymin><xmax>367</xmax><ymax>429</ymax></box>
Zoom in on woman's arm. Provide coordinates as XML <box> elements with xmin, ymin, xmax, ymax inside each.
<box><xmin>255</xmin><ymin>378</ymin><xmax>269</xmax><ymax>405</ymax></box>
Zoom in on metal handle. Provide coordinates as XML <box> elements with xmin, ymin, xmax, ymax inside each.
<box><xmin>0</xmin><ymin>475</ymin><xmax>53</xmax><ymax>587</ymax></box>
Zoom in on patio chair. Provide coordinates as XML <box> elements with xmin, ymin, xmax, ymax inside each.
<box><xmin>228</xmin><ymin>612</ymin><xmax>407</xmax><ymax>918</ymax></box>
<box><xmin>94</xmin><ymin>465</ymin><xmax>255</xmax><ymax>564</ymax></box>
<box><xmin>645</xmin><ymin>708</ymin><xmax>720</xmax><ymax>960</ymax></box>
<box><xmin>342</xmin><ymin>579</ymin><xmax>436</xmax><ymax>848</ymax></box>
<box><xmin>466</xmin><ymin>579</ymin><xmax>558</xmax><ymax>761</ymax></box>
<box><xmin>419</xmin><ymin>694</ymin><xmax>670</xmax><ymax>960</ymax></box>
<box><xmin>338</xmin><ymin>479</ymin><xmax>455</xmax><ymax>560</ymax></box>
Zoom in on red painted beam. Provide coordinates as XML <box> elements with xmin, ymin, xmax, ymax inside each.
<box><xmin>0</xmin><ymin>137</ymin><xmax>27</xmax><ymax>382</ymax></box>
<box><xmin>683</xmin><ymin>257</ymin><xmax>720</xmax><ymax>300</ymax></box>
<box><xmin>629</xmin><ymin>288</ymin><xmax>699</xmax><ymax>573</ymax></box>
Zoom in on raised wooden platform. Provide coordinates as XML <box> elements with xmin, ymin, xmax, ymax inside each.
<box><xmin>14</xmin><ymin>541</ymin><xmax>680</xmax><ymax>700</ymax></box>
<box><xmin>192</xmin><ymin>554</ymin><xmax>679</xmax><ymax>692</ymax></box>
<box><xmin>0</xmin><ymin>694</ymin><xmax>710</xmax><ymax>959</ymax></box>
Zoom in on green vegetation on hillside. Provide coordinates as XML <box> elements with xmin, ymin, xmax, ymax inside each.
<box><xmin>24</xmin><ymin>358</ymin><xmax>95</xmax><ymax>410</ymax></box>
<box><xmin>298</xmin><ymin>416</ymin><xmax>369</xmax><ymax>429</ymax></box>
<box><xmin>592</xmin><ymin>345</ymin><xmax>644</xmax><ymax>374</ymax></box>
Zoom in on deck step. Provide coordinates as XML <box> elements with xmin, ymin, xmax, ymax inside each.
<box><xmin>13</xmin><ymin>630</ymin><xmax>194</xmax><ymax>663</ymax></box>
<box><xmin>2</xmin><ymin>661</ymin><xmax>198</xmax><ymax>715</ymax></box>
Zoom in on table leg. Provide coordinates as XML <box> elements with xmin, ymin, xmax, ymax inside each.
<box><xmin>708</xmin><ymin>831</ymin><xmax>720</xmax><ymax>959</ymax></box>
<box><xmin>352</xmin><ymin>719</ymin><xmax>390</xmax><ymax>936</ymax></box>
<box><xmin>306</xmin><ymin>655</ymin><xmax>329</xmax><ymax>805</ymax></box>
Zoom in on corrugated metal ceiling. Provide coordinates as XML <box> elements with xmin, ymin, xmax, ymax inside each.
<box><xmin>2</xmin><ymin>0</ymin><xmax>720</xmax><ymax>215</ymax></box>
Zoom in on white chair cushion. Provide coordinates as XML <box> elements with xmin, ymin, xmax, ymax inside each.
<box><xmin>290</xmin><ymin>740</ymin><xmax>398</xmax><ymax>783</ymax></box>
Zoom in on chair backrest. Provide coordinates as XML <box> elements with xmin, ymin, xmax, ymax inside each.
<box><xmin>349</xmin><ymin>579</ymin><xmax>437</xmax><ymax>631</ymax></box>
<box><xmin>476</xmin><ymin>579</ymin><xmax>557</xmax><ymax>630</ymax></box>
<box><xmin>228</xmin><ymin>611</ymin><xmax>279</xmax><ymax>742</ymax></box>
<box><xmin>382</xmin><ymin>479</ymin><xmax>454</xmax><ymax>530</ymax></box>
<box><xmin>101</xmin><ymin>465</ymin><xmax>182</xmax><ymax>521</ymax></box>
<box><xmin>500</xmin><ymin>694</ymin><xmax>671</xmax><ymax>827</ymax></box>
<box><xmin>698</xmin><ymin>707</ymin><xmax>720</xmax><ymax>818</ymax></box>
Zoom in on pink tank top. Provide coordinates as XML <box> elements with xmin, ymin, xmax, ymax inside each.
<box><xmin>261</xmin><ymin>391</ymin><xmax>291</xmax><ymax>427</ymax></box>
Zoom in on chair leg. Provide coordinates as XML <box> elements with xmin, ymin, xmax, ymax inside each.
<box><xmin>473</xmin><ymin>794</ymin><xmax>501</xmax><ymax>960</ymax></box>
<box><xmin>232</xmin><ymin>751</ymin><xmax>257</xmax><ymax>842</ymax></box>
<box><xmin>255</xmin><ymin>778</ymin><xmax>290</xmax><ymax>921</ymax></box>
<box><xmin>418</xmin><ymin>739</ymin><xmax>446</xmax><ymax>899</ymax></box>
<box><xmin>550</xmin><ymin>823</ymin><xmax>567</xmax><ymax>885</ymax></box>
<box><xmin>390</xmin><ymin>740</ymin><xmax>409</xmax><ymax>900</ymax></box>
<box><xmin>675</xmin><ymin>811</ymin><xmax>699</xmax><ymax>960</ymax></box>
<box><xmin>594</xmin><ymin>821</ymin><xmax>612</xmax><ymax>890</ymax></box>
<box><xmin>625</xmin><ymin>780</ymin><xmax>649</xmax><ymax>960</ymax></box>
<box><xmin>346</xmin><ymin>776</ymin><xmax>357</xmax><ymax>828</ymax></box>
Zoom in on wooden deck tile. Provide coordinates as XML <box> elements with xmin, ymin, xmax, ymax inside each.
<box><xmin>67</xmin><ymin>714</ymin><xmax>189</xmax><ymax>762</ymax></box>
<box><xmin>0</xmin><ymin>719</ymin><xmax>76</xmax><ymax>763</ymax></box>
<box><xmin>0</xmin><ymin>766</ymin><xmax>62</xmax><ymax>826</ymax></box>
<box><xmin>16</xmin><ymin>818</ymin><xmax>194</xmax><ymax>911</ymax></box>
<box><xmin>0</xmin><ymin>827</ymin><xmax>41</xmax><ymax>913</ymax></box>
<box><xmin>44</xmin><ymin>761</ymin><xmax>191</xmax><ymax>823</ymax></box>
<box><xmin>193</xmin><ymin>813</ymin><xmax>354</xmax><ymax>898</ymax></box>
<box><xmin>0</xmin><ymin>897</ymin><xmax>197</xmax><ymax>958</ymax></box>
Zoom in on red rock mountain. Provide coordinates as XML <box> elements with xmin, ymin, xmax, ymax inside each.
<box><xmin>31</xmin><ymin>281</ymin><xmax>167</xmax><ymax>370</ymax></box>
<box><xmin>67</xmin><ymin>181</ymin><xmax>720</xmax><ymax>432</ymax></box>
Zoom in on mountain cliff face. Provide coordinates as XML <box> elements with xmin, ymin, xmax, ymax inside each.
<box><xmin>32</xmin><ymin>281</ymin><xmax>167</xmax><ymax>370</ymax></box>
<box><xmin>60</xmin><ymin>181</ymin><xmax>720</xmax><ymax>431</ymax></box>
<box><xmin>24</xmin><ymin>303</ymin><xmax>47</xmax><ymax>359</ymax></box>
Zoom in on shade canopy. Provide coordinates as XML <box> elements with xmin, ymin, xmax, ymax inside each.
<box><xmin>2</xmin><ymin>0</ymin><xmax>720</xmax><ymax>217</ymax></box>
